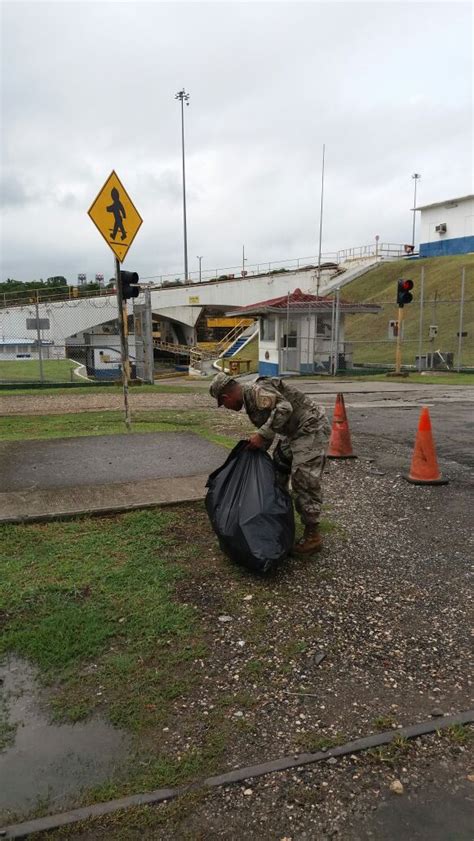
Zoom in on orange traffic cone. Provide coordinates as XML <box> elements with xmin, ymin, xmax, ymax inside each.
<box><xmin>404</xmin><ymin>407</ymin><xmax>449</xmax><ymax>485</ymax></box>
<box><xmin>327</xmin><ymin>393</ymin><xmax>357</xmax><ymax>459</ymax></box>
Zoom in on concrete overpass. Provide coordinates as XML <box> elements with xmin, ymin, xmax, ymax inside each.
<box><xmin>0</xmin><ymin>258</ymin><xmax>381</xmax><ymax>349</ymax></box>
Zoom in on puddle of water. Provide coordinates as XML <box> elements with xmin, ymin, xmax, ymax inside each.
<box><xmin>0</xmin><ymin>656</ymin><xmax>131</xmax><ymax>820</ymax></box>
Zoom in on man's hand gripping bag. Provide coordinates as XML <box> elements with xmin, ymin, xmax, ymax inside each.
<box><xmin>205</xmin><ymin>441</ymin><xmax>295</xmax><ymax>573</ymax></box>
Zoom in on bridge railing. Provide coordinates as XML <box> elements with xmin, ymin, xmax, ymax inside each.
<box><xmin>141</xmin><ymin>243</ymin><xmax>407</xmax><ymax>286</ymax></box>
<box><xmin>0</xmin><ymin>243</ymin><xmax>409</xmax><ymax>309</ymax></box>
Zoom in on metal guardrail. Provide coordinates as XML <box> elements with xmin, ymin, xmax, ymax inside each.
<box><xmin>0</xmin><ymin>244</ymin><xmax>408</xmax><ymax>309</ymax></box>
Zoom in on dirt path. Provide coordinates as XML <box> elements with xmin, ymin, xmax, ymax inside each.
<box><xmin>0</xmin><ymin>391</ymin><xmax>213</xmax><ymax>416</ymax></box>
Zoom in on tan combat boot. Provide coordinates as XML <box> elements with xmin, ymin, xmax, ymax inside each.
<box><xmin>293</xmin><ymin>525</ymin><xmax>323</xmax><ymax>555</ymax></box>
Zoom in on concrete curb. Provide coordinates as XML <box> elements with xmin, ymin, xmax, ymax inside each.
<box><xmin>1</xmin><ymin>710</ymin><xmax>472</xmax><ymax>839</ymax></box>
<box><xmin>0</xmin><ymin>474</ymin><xmax>209</xmax><ymax>525</ymax></box>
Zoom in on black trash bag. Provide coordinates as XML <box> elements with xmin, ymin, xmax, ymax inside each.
<box><xmin>205</xmin><ymin>440</ymin><xmax>295</xmax><ymax>573</ymax></box>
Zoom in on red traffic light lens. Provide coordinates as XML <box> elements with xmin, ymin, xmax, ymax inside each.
<box><xmin>401</xmin><ymin>279</ymin><xmax>414</xmax><ymax>291</ymax></box>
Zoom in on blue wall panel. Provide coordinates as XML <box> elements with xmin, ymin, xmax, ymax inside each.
<box><xmin>93</xmin><ymin>368</ymin><xmax>121</xmax><ymax>380</ymax></box>
<box><xmin>420</xmin><ymin>236</ymin><xmax>474</xmax><ymax>258</ymax></box>
<box><xmin>258</xmin><ymin>361</ymin><xmax>279</xmax><ymax>376</ymax></box>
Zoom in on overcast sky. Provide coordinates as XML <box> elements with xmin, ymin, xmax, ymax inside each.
<box><xmin>1</xmin><ymin>1</ymin><xmax>472</xmax><ymax>283</ymax></box>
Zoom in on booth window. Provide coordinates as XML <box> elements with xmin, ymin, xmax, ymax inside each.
<box><xmin>280</xmin><ymin>321</ymin><xmax>298</xmax><ymax>348</ymax></box>
<box><xmin>260</xmin><ymin>317</ymin><xmax>276</xmax><ymax>342</ymax></box>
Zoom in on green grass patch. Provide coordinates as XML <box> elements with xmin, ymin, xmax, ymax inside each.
<box><xmin>372</xmin><ymin>714</ymin><xmax>397</xmax><ymax>731</ymax></box>
<box><xmin>0</xmin><ymin>511</ymin><xmax>197</xmax><ymax>731</ymax></box>
<box><xmin>443</xmin><ymin>723</ymin><xmax>473</xmax><ymax>746</ymax></box>
<box><xmin>368</xmin><ymin>734</ymin><xmax>411</xmax><ymax>765</ymax></box>
<box><xmin>294</xmin><ymin>732</ymin><xmax>345</xmax><ymax>752</ymax></box>
<box><xmin>0</xmin><ymin>358</ymin><xmax>84</xmax><ymax>384</ymax></box>
<box><xmin>0</xmin><ymin>408</ymin><xmax>235</xmax><ymax>448</ymax></box>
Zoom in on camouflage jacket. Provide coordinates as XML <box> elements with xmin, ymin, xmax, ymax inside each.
<box><xmin>242</xmin><ymin>377</ymin><xmax>324</xmax><ymax>441</ymax></box>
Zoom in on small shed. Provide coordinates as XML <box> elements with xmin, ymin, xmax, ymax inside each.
<box><xmin>227</xmin><ymin>288</ymin><xmax>380</xmax><ymax>376</ymax></box>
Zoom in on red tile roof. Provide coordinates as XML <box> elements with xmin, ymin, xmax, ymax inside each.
<box><xmin>228</xmin><ymin>288</ymin><xmax>380</xmax><ymax>315</ymax></box>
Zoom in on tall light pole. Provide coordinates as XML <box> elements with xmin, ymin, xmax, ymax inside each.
<box><xmin>242</xmin><ymin>244</ymin><xmax>247</xmax><ymax>275</ymax></box>
<box><xmin>197</xmin><ymin>255</ymin><xmax>203</xmax><ymax>283</ymax></box>
<box><xmin>412</xmin><ymin>173</ymin><xmax>421</xmax><ymax>249</ymax></box>
<box><xmin>175</xmin><ymin>88</ymin><xmax>190</xmax><ymax>280</ymax></box>
<box><xmin>316</xmin><ymin>143</ymin><xmax>326</xmax><ymax>295</ymax></box>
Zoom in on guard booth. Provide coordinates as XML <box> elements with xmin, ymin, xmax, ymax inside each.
<box><xmin>227</xmin><ymin>288</ymin><xmax>381</xmax><ymax>375</ymax></box>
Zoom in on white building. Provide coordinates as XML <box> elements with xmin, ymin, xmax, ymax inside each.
<box><xmin>417</xmin><ymin>194</ymin><xmax>474</xmax><ymax>257</ymax></box>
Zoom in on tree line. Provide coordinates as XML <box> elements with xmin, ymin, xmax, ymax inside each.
<box><xmin>0</xmin><ymin>277</ymin><xmax>111</xmax><ymax>303</ymax></box>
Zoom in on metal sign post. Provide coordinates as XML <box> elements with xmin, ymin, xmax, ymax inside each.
<box><xmin>88</xmin><ymin>170</ymin><xmax>143</xmax><ymax>431</ymax></box>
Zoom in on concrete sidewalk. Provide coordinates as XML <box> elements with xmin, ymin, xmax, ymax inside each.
<box><xmin>0</xmin><ymin>432</ymin><xmax>226</xmax><ymax>524</ymax></box>
<box><xmin>0</xmin><ymin>474</ymin><xmax>209</xmax><ymax>524</ymax></box>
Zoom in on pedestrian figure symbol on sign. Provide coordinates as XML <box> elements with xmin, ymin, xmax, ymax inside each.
<box><xmin>88</xmin><ymin>170</ymin><xmax>142</xmax><ymax>262</ymax></box>
<box><xmin>107</xmin><ymin>187</ymin><xmax>127</xmax><ymax>241</ymax></box>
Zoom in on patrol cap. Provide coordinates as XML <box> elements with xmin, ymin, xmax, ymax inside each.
<box><xmin>209</xmin><ymin>372</ymin><xmax>236</xmax><ymax>406</ymax></box>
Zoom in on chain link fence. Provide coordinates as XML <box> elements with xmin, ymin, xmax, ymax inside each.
<box><xmin>0</xmin><ymin>267</ymin><xmax>472</xmax><ymax>384</ymax></box>
<box><xmin>0</xmin><ymin>293</ymin><xmax>124</xmax><ymax>384</ymax></box>
<box><xmin>343</xmin><ymin>296</ymin><xmax>473</xmax><ymax>371</ymax></box>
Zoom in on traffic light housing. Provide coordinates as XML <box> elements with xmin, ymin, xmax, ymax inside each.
<box><xmin>120</xmin><ymin>271</ymin><xmax>139</xmax><ymax>301</ymax></box>
<box><xmin>397</xmin><ymin>278</ymin><xmax>414</xmax><ymax>307</ymax></box>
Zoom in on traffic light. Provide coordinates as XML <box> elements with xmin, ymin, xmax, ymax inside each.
<box><xmin>397</xmin><ymin>278</ymin><xmax>414</xmax><ymax>307</ymax></box>
<box><xmin>120</xmin><ymin>271</ymin><xmax>139</xmax><ymax>301</ymax></box>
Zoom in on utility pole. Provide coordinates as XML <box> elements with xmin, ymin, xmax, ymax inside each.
<box><xmin>115</xmin><ymin>256</ymin><xmax>131</xmax><ymax>430</ymax></box>
<box><xmin>242</xmin><ymin>245</ymin><xmax>246</xmax><ymax>275</ymax></box>
<box><xmin>412</xmin><ymin>173</ymin><xmax>421</xmax><ymax>248</ymax></box>
<box><xmin>175</xmin><ymin>88</ymin><xmax>190</xmax><ymax>280</ymax></box>
<box><xmin>197</xmin><ymin>255</ymin><xmax>203</xmax><ymax>283</ymax></box>
<box><xmin>457</xmin><ymin>267</ymin><xmax>466</xmax><ymax>372</ymax></box>
<box><xmin>316</xmin><ymin>143</ymin><xmax>326</xmax><ymax>296</ymax></box>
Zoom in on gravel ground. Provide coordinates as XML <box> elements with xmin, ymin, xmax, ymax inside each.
<box><xmin>43</xmin><ymin>431</ymin><xmax>472</xmax><ymax>839</ymax></box>
<box><xmin>175</xmin><ymin>454</ymin><xmax>470</xmax><ymax>758</ymax></box>
<box><xmin>50</xmin><ymin>729</ymin><xmax>473</xmax><ymax>840</ymax></box>
<box><xmin>2</xmin><ymin>398</ymin><xmax>472</xmax><ymax>839</ymax></box>
<box><xmin>157</xmin><ymin>732</ymin><xmax>473</xmax><ymax>841</ymax></box>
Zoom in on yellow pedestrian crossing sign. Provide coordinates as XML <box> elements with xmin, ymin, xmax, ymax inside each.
<box><xmin>88</xmin><ymin>171</ymin><xmax>143</xmax><ymax>263</ymax></box>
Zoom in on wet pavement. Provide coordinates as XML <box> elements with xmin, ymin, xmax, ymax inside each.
<box><xmin>0</xmin><ymin>432</ymin><xmax>226</xmax><ymax>493</ymax></box>
<box><xmin>0</xmin><ymin>657</ymin><xmax>130</xmax><ymax>819</ymax></box>
<box><xmin>349</xmin><ymin>779</ymin><xmax>474</xmax><ymax>840</ymax></box>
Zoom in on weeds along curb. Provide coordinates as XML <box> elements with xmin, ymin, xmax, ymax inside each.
<box><xmin>1</xmin><ymin>709</ymin><xmax>472</xmax><ymax>839</ymax></box>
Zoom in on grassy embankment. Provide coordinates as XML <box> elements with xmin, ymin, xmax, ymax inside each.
<box><xmin>343</xmin><ymin>254</ymin><xmax>474</xmax><ymax>366</ymax></box>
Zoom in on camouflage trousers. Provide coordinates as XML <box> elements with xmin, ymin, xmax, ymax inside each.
<box><xmin>272</xmin><ymin>411</ymin><xmax>331</xmax><ymax>526</ymax></box>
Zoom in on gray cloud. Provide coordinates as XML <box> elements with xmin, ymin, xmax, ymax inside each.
<box><xmin>1</xmin><ymin>1</ymin><xmax>472</xmax><ymax>282</ymax></box>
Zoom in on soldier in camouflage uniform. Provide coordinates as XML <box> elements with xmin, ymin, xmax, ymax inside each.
<box><xmin>209</xmin><ymin>372</ymin><xmax>331</xmax><ymax>554</ymax></box>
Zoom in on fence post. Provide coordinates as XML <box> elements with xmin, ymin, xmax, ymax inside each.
<box><xmin>35</xmin><ymin>293</ymin><xmax>45</xmax><ymax>383</ymax></box>
<box><xmin>457</xmin><ymin>267</ymin><xmax>466</xmax><ymax>372</ymax></box>
<box><xmin>329</xmin><ymin>295</ymin><xmax>336</xmax><ymax>374</ymax></box>
<box><xmin>417</xmin><ymin>266</ymin><xmax>424</xmax><ymax>372</ymax></box>
<box><xmin>333</xmin><ymin>289</ymin><xmax>341</xmax><ymax>376</ymax></box>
